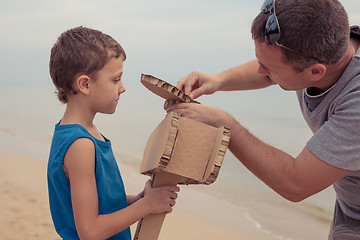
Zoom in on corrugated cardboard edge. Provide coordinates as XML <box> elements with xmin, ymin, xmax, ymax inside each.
<box><xmin>140</xmin><ymin>74</ymin><xmax>200</xmax><ymax>110</ymax></box>
<box><xmin>203</xmin><ymin>126</ymin><xmax>231</xmax><ymax>184</ymax></box>
<box><xmin>140</xmin><ymin>112</ymin><xmax>180</xmax><ymax>175</ymax></box>
<box><xmin>177</xmin><ymin>126</ymin><xmax>231</xmax><ymax>185</ymax></box>
<box><xmin>141</xmin><ymin>112</ymin><xmax>231</xmax><ymax>185</ymax></box>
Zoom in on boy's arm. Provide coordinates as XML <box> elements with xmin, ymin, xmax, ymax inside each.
<box><xmin>127</xmin><ymin>191</ymin><xmax>144</xmax><ymax>206</ymax></box>
<box><xmin>64</xmin><ymin>138</ymin><xmax>179</xmax><ymax>240</ymax></box>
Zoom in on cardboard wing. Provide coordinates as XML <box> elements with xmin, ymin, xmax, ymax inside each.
<box><xmin>134</xmin><ymin>74</ymin><xmax>231</xmax><ymax>240</ymax></box>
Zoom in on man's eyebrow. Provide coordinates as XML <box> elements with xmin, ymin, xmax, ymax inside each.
<box><xmin>258</xmin><ymin>61</ymin><xmax>269</xmax><ymax>71</ymax></box>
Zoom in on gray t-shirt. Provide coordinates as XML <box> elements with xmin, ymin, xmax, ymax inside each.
<box><xmin>297</xmin><ymin>47</ymin><xmax>360</xmax><ymax>220</ymax></box>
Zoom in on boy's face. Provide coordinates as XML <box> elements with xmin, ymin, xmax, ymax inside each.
<box><xmin>89</xmin><ymin>57</ymin><xmax>125</xmax><ymax>114</ymax></box>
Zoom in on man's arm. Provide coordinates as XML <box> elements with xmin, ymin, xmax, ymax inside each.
<box><xmin>168</xmin><ymin>103</ymin><xmax>349</xmax><ymax>201</ymax></box>
<box><xmin>217</xmin><ymin>60</ymin><xmax>276</xmax><ymax>91</ymax></box>
<box><xmin>177</xmin><ymin>60</ymin><xmax>276</xmax><ymax>99</ymax></box>
<box><xmin>225</xmin><ymin>113</ymin><xmax>349</xmax><ymax>201</ymax></box>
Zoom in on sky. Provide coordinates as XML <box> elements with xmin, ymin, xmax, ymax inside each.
<box><xmin>0</xmin><ymin>0</ymin><xmax>359</xmax><ymax>87</ymax></box>
<box><xmin>0</xmin><ymin>0</ymin><xmax>255</xmax><ymax>87</ymax></box>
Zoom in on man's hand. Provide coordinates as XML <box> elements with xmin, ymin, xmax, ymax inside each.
<box><xmin>167</xmin><ymin>102</ymin><xmax>233</xmax><ymax>128</ymax></box>
<box><xmin>177</xmin><ymin>71</ymin><xmax>222</xmax><ymax>99</ymax></box>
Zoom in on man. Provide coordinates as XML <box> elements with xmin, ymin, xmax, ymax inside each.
<box><xmin>167</xmin><ymin>0</ymin><xmax>360</xmax><ymax>238</ymax></box>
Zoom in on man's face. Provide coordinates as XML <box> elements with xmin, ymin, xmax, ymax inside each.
<box><xmin>254</xmin><ymin>39</ymin><xmax>310</xmax><ymax>91</ymax></box>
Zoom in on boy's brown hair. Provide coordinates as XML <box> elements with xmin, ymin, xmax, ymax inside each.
<box><xmin>251</xmin><ymin>0</ymin><xmax>349</xmax><ymax>72</ymax></box>
<box><xmin>49</xmin><ymin>26</ymin><xmax>126</xmax><ymax>103</ymax></box>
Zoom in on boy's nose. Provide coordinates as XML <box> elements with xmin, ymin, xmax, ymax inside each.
<box><xmin>119</xmin><ymin>82</ymin><xmax>126</xmax><ymax>94</ymax></box>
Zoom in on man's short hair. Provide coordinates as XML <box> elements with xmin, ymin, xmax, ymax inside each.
<box><xmin>251</xmin><ymin>0</ymin><xmax>350</xmax><ymax>71</ymax></box>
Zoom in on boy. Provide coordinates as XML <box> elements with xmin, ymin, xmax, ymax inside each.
<box><xmin>47</xmin><ymin>26</ymin><xmax>180</xmax><ymax>240</ymax></box>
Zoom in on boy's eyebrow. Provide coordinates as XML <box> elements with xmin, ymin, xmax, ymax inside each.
<box><xmin>115</xmin><ymin>72</ymin><xmax>123</xmax><ymax>78</ymax></box>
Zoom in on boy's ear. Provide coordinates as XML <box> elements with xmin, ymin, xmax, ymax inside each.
<box><xmin>76</xmin><ymin>75</ymin><xmax>91</xmax><ymax>95</ymax></box>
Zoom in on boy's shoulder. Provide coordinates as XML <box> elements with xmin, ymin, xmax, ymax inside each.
<box><xmin>50</xmin><ymin>123</ymin><xmax>95</xmax><ymax>152</ymax></box>
<box><xmin>53</xmin><ymin>123</ymin><xmax>90</xmax><ymax>139</ymax></box>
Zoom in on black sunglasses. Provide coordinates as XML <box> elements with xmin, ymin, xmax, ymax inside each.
<box><xmin>261</xmin><ymin>0</ymin><xmax>320</xmax><ymax>62</ymax></box>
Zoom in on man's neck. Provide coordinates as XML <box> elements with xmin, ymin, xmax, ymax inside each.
<box><xmin>351</xmin><ymin>37</ymin><xmax>360</xmax><ymax>53</ymax></box>
<box><xmin>309</xmin><ymin>41</ymin><xmax>356</xmax><ymax>95</ymax></box>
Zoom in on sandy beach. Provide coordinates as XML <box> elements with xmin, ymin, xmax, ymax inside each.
<box><xmin>0</xmin><ymin>150</ymin><xmax>244</xmax><ymax>240</ymax></box>
<box><xmin>0</xmin><ymin>151</ymin><xmax>58</xmax><ymax>240</ymax></box>
<box><xmin>0</xmin><ymin>146</ymin><xmax>334</xmax><ymax>240</ymax></box>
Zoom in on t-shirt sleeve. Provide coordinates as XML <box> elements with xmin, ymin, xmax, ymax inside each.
<box><xmin>307</xmin><ymin>90</ymin><xmax>360</xmax><ymax>170</ymax></box>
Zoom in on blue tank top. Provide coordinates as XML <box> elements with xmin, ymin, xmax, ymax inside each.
<box><xmin>47</xmin><ymin>123</ymin><xmax>131</xmax><ymax>240</ymax></box>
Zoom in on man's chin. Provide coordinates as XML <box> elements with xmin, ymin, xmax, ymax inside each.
<box><xmin>278</xmin><ymin>84</ymin><xmax>293</xmax><ymax>91</ymax></box>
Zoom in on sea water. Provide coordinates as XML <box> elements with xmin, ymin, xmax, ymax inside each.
<box><xmin>0</xmin><ymin>81</ymin><xmax>335</xmax><ymax>239</ymax></box>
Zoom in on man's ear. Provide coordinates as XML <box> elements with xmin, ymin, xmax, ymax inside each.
<box><xmin>309</xmin><ymin>63</ymin><xmax>327</xmax><ymax>82</ymax></box>
<box><xmin>76</xmin><ymin>75</ymin><xmax>91</xmax><ymax>95</ymax></box>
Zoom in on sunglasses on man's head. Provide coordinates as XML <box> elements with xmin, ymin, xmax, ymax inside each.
<box><xmin>260</xmin><ymin>0</ymin><xmax>320</xmax><ymax>62</ymax></box>
<box><xmin>261</xmin><ymin>0</ymin><xmax>280</xmax><ymax>46</ymax></box>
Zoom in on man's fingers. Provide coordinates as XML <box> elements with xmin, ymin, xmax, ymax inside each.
<box><xmin>177</xmin><ymin>71</ymin><xmax>201</xmax><ymax>97</ymax></box>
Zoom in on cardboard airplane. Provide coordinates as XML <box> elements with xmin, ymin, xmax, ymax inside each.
<box><xmin>134</xmin><ymin>74</ymin><xmax>231</xmax><ymax>240</ymax></box>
